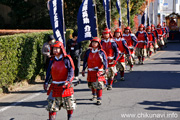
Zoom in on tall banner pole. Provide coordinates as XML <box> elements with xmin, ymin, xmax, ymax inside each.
<box><xmin>109</xmin><ymin>0</ymin><xmax>111</xmax><ymax>30</ymax></box>
<box><xmin>62</xmin><ymin>0</ymin><xmax>66</xmax><ymax>47</ymax></box>
<box><xmin>152</xmin><ymin>0</ymin><xmax>155</xmax><ymax>25</ymax></box>
<box><xmin>93</xmin><ymin>0</ymin><xmax>99</xmax><ymax>38</ymax></box>
<box><xmin>116</xmin><ymin>0</ymin><xmax>122</xmax><ymax>28</ymax></box>
<box><xmin>127</xmin><ymin>0</ymin><xmax>130</xmax><ymax>26</ymax></box>
<box><xmin>148</xmin><ymin>0</ymin><xmax>150</xmax><ymax>26</ymax></box>
<box><xmin>103</xmin><ymin>0</ymin><xmax>111</xmax><ymax>29</ymax></box>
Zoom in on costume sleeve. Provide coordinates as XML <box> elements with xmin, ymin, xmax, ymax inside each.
<box><xmin>99</xmin><ymin>50</ymin><xmax>108</xmax><ymax>70</ymax></box>
<box><xmin>135</xmin><ymin>32</ymin><xmax>139</xmax><ymax>37</ymax></box>
<box><xmin>144</xmin><ymin>32</ymin><xmax>149</xmax><ymax>44</ymax></box>
<box><xmin>155</xmin><ymin>30</ymin><xmax>159</xmax><ymax>39</ymax></box>
<box><xmin>64</xmin><ymin>57</ymin><xmax>74</xmax><ymax>82</ymax></box>
<box><xmin>131</xmin><ymin>35</ymin><xmax>138</xmax><ymax>47</ymax></box>
<box><xmin>152</xmin><ymin>33</ymin><xmax>155</xmax><ymax>42</ymax></box>
<box><xmin>82</xmin><ymin>49</ymin><xmax>91</xmax><ymax>71</ymax></box>
<box><xmin>45</xmin><ymin>60</ymin><xmax>53</xmax><ymax>84</ymax></box>
<box><xmin>122</xmin><ymin>40</ymin><xmax>130</xmax><ymax>55</ymax></box>
<box><xmin>111</xmin><ymin>41</ymin><xmax>119</xmax><ymax>61</ymax></box>
<box><xmin>162</xmin><ymin>29</ymin><xmax>165</xmax><ymax>35</ymax></box>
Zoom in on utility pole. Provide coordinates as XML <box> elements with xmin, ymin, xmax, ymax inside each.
<box><xmin>173</xmin><ymin>0</ymin><xmax>176</xmax><ymax>13</ymax></box>
<box><xmin>148</xmin><ymin>0</ymin><xmax>150</xmax><ymax>26</ymax></box>
<box><xmin>152</xmin><ymin>0</ymin><xmax>155</xmax><ymax>25</ymax></box>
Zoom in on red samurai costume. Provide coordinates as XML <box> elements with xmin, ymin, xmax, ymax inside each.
<box><xmin>146</xmin><ymin>26</ymin><xmax>155</xmax><ymax>57</ymax></box>
<box><xmin>162</xmin><ymin>22</ymin><xmax>169</xmax><ymax>47</ymax></box>
<box><xmin>156</xmin><ymin>23</ymin><xmax>165</xmax><ymax>50</ymax></box>
<box><xmin>135</xmin><ymin>24</ymin><xmax>149</xmax><ymax>65</ymax></box>
<box><xmin>101</xmin><ymin>28</ymin><xmax>119</xmax><ymax>90</ymax></box>
<box><xmin>123</xmin><ymin>26</ymin><xmax>138</xmax><ymax>71</ymax></box>
<box><xmin>82</xmin><ymin>37</ymin><xmax>108</xmax><ymax>105</ymax></box>
<box><xmin>114</xmin><ymin>28</ymin><xmax>131</xmax><ymax>81</ymax></box>
<box><xmin>44</xmin><ymin>41</ymin><xmax>76</xmax><ymax>120</ymax></box>
<box><xmin>151</xmin><ymin>24</ymin><xmax>159</xmax><ymax>53</ymax></box>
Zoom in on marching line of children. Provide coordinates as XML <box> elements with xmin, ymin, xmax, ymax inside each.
<box><xmin>43</xmin><ymin>23</ymin><xmax>168</xmax><ymax>120</ymax></box>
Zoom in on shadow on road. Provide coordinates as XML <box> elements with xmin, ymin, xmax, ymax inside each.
<box><xmin>138</xmin><ymin>101</ymin><xmax>180</xmax><ymax>111</ymax></box>
<box><xmin>76</xmin><ymin>98</ymin><xmax>98</xmax><ymax>105</ymax></box>
<box><xmin>147</xmin><ymin>57</ymin><xmax>180</xmax><ymax>65</ymax></box>
<box><xmin>0</xmin><ymin>100</ymin><xmax>47</xmax><ymax>108</ymax></box>
<box><xmin>113</xmin><ymin>71</ymin><xmax>180</xmax><ymax>89</ymax></box>
<box><xmin>10</xmin><ymin>90</ymin><xmax>43</xmax><ymax>94</ymax></box>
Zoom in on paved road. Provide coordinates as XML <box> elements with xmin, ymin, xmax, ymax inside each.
<box><xmin>0</xmin><ymin>42</ymin><xmax>180</xmax><ymax>120</ymax></box>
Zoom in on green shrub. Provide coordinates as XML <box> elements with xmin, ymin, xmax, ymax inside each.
<box><xmin>0</xmin><ymin>31</ymin><xmax>53</xmax><ymax>89</ymax></box>
<box><xmin>0</xmin><ymin>29</ymin><xmax>90</xmax><ymax>90</ymax></box>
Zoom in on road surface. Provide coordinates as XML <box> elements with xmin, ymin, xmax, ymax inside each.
<box><xmin>0</xmin><ymin>42</ymin><xmax>180</xmax><ymax>120</ymax></box>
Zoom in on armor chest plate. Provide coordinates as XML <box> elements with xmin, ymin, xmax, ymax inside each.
<box><xmin>116</xmin><ymin>40</ymin><xmax>125</xmax><ymax>52</ymax></box>
<box><xmin>157</xmin><ymin>29</ymin><xmax>163</xmax><ymax>35</ymax></box>
<box><xmin>102</xmin><ymin>41</ymin><xmax>114</xmax><ymax>57</ymax></box>
<box><xmin>124</xmin><ymin>35</ymin><xmax>133</xmax><ymax>47</ymax></box>
<box><xmin>87</xmin><ymin>52</ymin><xmax>103</xmax><ymax>69</ymax></box>
<box><xmin>51</xmin><ymin>60</ymin><xmax>68</xmax><ymax>81</ymax></box>
<box><xmin>148</xmin><ymin>33</ymin><xmax>153</xmax><ymax>42</ymax></box>
<box><xmin>137</xmin><ymin>33</ymin><xmax>145</xmax><ymax>41</ymax></box>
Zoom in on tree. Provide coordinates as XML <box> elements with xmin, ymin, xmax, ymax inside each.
<box><xmin>0</xmin><ymin>0</ymin><xmax>145</xmax><ymax>30</ymax></box>
<box><xmin>120</xmin><ymin>0</ymin><xmax>145</xmax><ymax>28</ymax></box>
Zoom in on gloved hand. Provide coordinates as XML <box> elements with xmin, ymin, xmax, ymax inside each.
<box><xmin>43</xmin><ymin>83</ymin><xmax>48</xmax><ymax>92</ymax></box>
<box><xmin>63</xmin><ymin>81</ymin><xmax>72</xmax><ymax>88</ymax></box>
<box><xmin>82</xmin><ymin>70</ymin><xmax>85</xmax><ymax>77</ymax></box>
<box><xmin>112</xmin><ymin>60</ymin><xmax>116</xmax><ymax>65</ymax></box>
<box><xmin>105</xmin><ymin>69</ymin><xmax>109</xmax><ymax>75</ymax></box>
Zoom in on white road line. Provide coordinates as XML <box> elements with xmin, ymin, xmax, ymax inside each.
<box><xmin>0</xmin><ymin>91</ymin><xmax>43</xmax><ymax>113</ymax></box>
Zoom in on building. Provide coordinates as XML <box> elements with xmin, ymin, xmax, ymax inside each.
<box><xmin>137</xmin><ymin>0</ymin><xmax>180</xmax><ymax>27</ymax></box>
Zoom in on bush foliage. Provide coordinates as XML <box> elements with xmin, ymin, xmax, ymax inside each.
<box><xmin>0</xmin><ymin>29</ymin><xmax>90</xmax><ymax>89</ymax></box>
<box><xmin>0</xmin><ymin>31</ymin><xmax>53</xmax><ymax>89</ymax></box>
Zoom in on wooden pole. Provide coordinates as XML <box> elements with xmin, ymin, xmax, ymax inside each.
<box><xmin>62</xmin><ymin>0</ymin><xmax>66</xmax><ymax>47</ymax></box>
<box><xmin>93</xmin><ymin>0</ymin><xmax>99</xmax><ymax>38</ymax></box>
<box><xmin>109</xmin><ymin>0</ymin><xmax>111</xmax><ymax>30</ymax></box>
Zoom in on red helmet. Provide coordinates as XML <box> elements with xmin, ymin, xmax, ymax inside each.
<box><xmin>151</xmin><ymin>24</ymin><xmax>155</xmax><ymax>29</ymax></box>
<box><xmin>151</xmin><ymin>24</ymin><xmax>155</xmax><ymax>27</ymax></box>
<box><xmin>138</xmin><ymin>24</ymin><xmax>145</xmax><ymax>30</ymax></box>
<box><xmin>157</xmin><ymin>23</ymin><xmax>162</xmax><ymax>28</ymax></box>
<box><xmin>146</xmin><ymin>26</ymin><xmax>151</xmax><ymax>31</ymax></box>
<box><xmin>114</xmin><ymin>28</ymin><xmax>123</xmax><ymax>37</ymax></box>
<box><xmin>91</xmin><ymin>37</ymin><xmax>101</xmax><ymax>42</ymax></box>
<box><xmin>139</xmin><ymin>24</ymin><xmax>144</xmax><ymax>28</ymax></box>
<box><xmin>103</xmin><ymin>28</ymin><xmax>111</xmax><ymax>34</ymax></box>
<box><xmin>114</xmin><ymin>28</ymin><xmax>122</xmax><ymax>33</ymax></box>
<box><xmin>52</xmin><ymin>41</ymin><xmax>67</xmax><ymax>56</ymax></box>
<box><xmin>124</xmin><ymin>26</ymin><xmax>132</xmax><ymax>33</ymax></box>
<box><xmin>89</xmin><ymin>37</ymin><xmax>102</xmax><ymax>49</ymax></box>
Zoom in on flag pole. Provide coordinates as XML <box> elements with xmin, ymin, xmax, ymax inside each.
<box><xmin>119</xmin><ymin>0</ymin><xmax>122</xmax><ymax>28</ymax></box>
<box><xmin>109</xmin><ymin>0</ymin><xmax>111</xmax><ymax>30</ymax></box>
<box><xmin>148</xmin><ymin>0</ymin><xmax>149</xmax><ymax>26</ymax></box>
<box><xmin>93</xmin><ymin>0</ymin><xmax>99</xmax><ymax>38</ymax></box>
<box><xmin>127</xmin><ymin>0</ymin><xmax>130</xmax><ymax>26</ymax></box>
<box><xmin>129</xmin><ymin>0</ymin><xmax>130</xmax><ymax>26</ymax></box>
<box><xmin>62</xmin><ymin>0</ymin><xmax>66</xmax><ymax>47</ymax></box>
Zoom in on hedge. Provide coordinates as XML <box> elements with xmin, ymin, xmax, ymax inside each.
<box><xmin>0</xmin><ymin>29</ymin><xmax>90</xmax><ymax>90</ymax></box>
<box><xmin>0</xmin><ymin>31</ymin><xmax>55</xmax><ymax>89</ymax></box>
